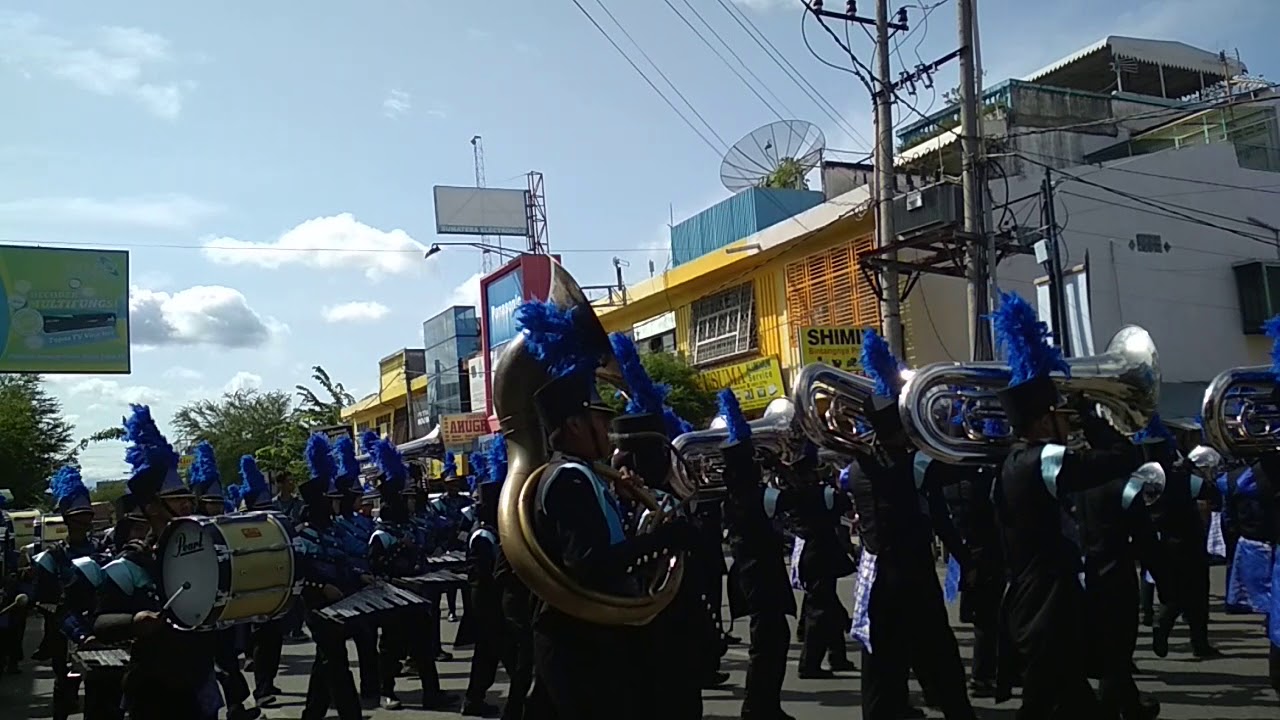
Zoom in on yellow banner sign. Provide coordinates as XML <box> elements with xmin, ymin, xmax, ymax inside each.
<box><xmin>697</xmin><ymin>356</ymin><xmax>785</xmax><ymax>413</ymax></box>
<box><xmin>178</xmin><ymin>453</ymin><xmax>194</xmax><ymax>481</ymax></box>
<box><xmin>441</xmin><ymin>412</ymin><xmax>492</xmax><ymax>448</ymax></box>
<box><xmin>799</xmin><ymin>325</ymin><xmax>875</xmax><ymax>371</ymax></box>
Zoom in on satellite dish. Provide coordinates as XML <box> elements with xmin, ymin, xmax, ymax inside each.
<box><xmin>720</xmin><ymin>119</ymin><xmax>826</xmax><ymax>194</ymax></box>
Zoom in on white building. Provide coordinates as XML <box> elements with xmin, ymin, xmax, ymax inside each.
<box><xmin>896</xmin><ymin>36</ymin><xmax>1278</xmax><ymax>417</ymax></box>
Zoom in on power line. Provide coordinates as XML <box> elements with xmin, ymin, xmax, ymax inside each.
<box><xmin>1014</xmin><ymin>146</ymin><xmax>1280</xmax><ymax>197</ymax></box>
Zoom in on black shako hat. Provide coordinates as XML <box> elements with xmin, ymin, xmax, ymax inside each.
<box><xmin>534</xmin><ymin>371</ymin><xmax>613</xmax><ymax>431</ymax></box>
<box><xmin>862</xmin><ymin>394</ymin><xmax>904</xmax><ymax>437</ymax></box>
<box><xmin>995</xmin><ymin>374</ymin><xmax>1061</xmax><ymax>436</ymax></box>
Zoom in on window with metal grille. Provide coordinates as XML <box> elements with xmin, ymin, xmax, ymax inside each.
<box><xmin>691</xmin><ymin>283</ymin><xmax>758</xmax><ymax>365</ymax></box>
<box><xmin>784</xmin><ymin>235</ymin><xmax>880</xmax><ymax>344</ymax></box>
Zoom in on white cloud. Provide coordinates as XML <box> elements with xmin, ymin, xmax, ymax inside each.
<box><xmin>0</xmin><ymin>194</ymin><xmax>221</xmax><ymax>230</ymax></box>
<box><xmin>224</xmin><ymin>371</ymin><xmax>262</xmax><ymax>393</ymax></box>
<box><xmin>323</xmin><ymin>300</ymin><xmax>390</xmax><ymax>323</ymax></box>
<box><xmin>383</xmin><ymin>89</ymin><xmax>411</xmax><ymax>118</ymax></box>
<box><xmin>162</xmin><ymin>366</ymin><xmax>203</xmax><ymax>381</ymax></box>
<box><xmin>730</xmin><ymin>0</ymin><xmax>788</xmax><ymax>10</ymax></box>
<box><xmin>63</xmin><ymin>377</ymin><xmax>169</xmax><ymax>406</ymax></box>
<box><xmin>130</xmin><ymin>285</ymin><xmax>285</xmax><ymax>349</ymax></box>
<box><xmin>201</xmin><ymin>213</ymin><xmax>428</xmax><ymax>280</ymax></box>
<box><xmin>445</xmin><ymin>272</ymin><xmax>484</xmax><ymax>312</ymax></box>
<box><xmin>0</xmin><ymin>13</ymin><xmax>192</xmax><ymax>119</ymax></box>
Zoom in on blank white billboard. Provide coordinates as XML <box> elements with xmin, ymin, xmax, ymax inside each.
<box><xmin>433</xmin><ymin>186</ymin><xmax>530</xmax><ymax>237</ymax></box>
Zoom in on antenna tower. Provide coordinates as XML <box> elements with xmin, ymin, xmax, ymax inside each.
<box><xmin>472</xmin><ymin>135</ymin><xmax>501</xmax><ymax>272</ymax></box>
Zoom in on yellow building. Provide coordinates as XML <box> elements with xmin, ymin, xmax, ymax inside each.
<box><xmin>596</xmin><ymin>186</ymin><xmax>954</xmax><ymax>414</ymax></box>
<box><xmin>340</xmin><ymin>348</ymin><xmax>431</xmax><ymax>443</ymax></box>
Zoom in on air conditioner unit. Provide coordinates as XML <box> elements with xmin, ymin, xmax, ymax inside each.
<box><xmin>890</xmin><ymin>182</ymin><xmax>964</xmax><ymax>238</ymax></box>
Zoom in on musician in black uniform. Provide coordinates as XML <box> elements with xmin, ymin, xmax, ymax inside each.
<box><xmin>1149</xmin><ymin>441</ymin><xmax>1222</xmax><ymax>659</ymax></box>
<box><xmin>989</xmin><ymin>292</ymin><xmax>1146</xmax><ymax>718</ymax></box>
<box><xmin>847</xmin><ymin>331</ymin><xmax>974</xmax><ymax>720</ymax></box>
<box><xmin>331</xmin><ymin>434</ymin><xmax>381</xmax><ymax>704</ymax></box>
<box><xmin>491</xmin><ymin>435</ymin><xmax>535</xmax><ymax>720</ymax></box>
<box><xmin>718</xmin><ymin>389</ymin><xmax>796</xmax><ymax>720</ymax></box>
<box><xmin>463</xmin><ymin>445</ymin><xmax>506</xmax><ymax>717</ymax></box>
<box><xmin>92</xmin><ymin>404</ymin><xmax>217</xmax><ymax>720</ymax></box>
<box><xmin>368</xmin><ymin>437</ymin><xmax>457</xmax><ymax>711</ymax></box>
<box><xmin>1073</xmin><ymin>417</ymin><xmax>1166</xmax><ymax>720</ymax></box>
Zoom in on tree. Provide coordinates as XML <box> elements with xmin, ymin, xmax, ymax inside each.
<box><xmin>171</xmin><ymin>389</ymin><xmax>303</xmax><ymax>485</ymax></box>
<box><xmin>0</xmin><ymin>375</ymin><xmax>77</xmax><ymax>508</ymax></box>
<box><xmin>90</xmin><ymin>481</ymin><xmax>127</xmax><ymax>505</ymax></box>
<box><xmin>764</xmin><ymin>157</ymin><xmax>808</xmax><ymax>190</ymax></box>
<box><xmin>600</xmin><ymin>351</ymin><xmax>719</xmax><ymax>429</ymax></box>
<box><xmin>294</xmin><ymin>365</ymin><xmax>355</xmax><ymax>428</ymax></box>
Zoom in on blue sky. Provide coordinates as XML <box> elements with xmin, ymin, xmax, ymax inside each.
<box><xmin>1</xmin><ymin>0</ymin><xmax>1272</xmax><ymax>482</ymax></box>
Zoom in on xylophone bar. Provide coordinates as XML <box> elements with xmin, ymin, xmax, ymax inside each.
<box><xmin>316</xmin><ymin>582</ymin><xmax>431</xmax><ymax>623</ymax></box>
<box><xmin>71</xmin><ymin>648</ymin><xmax>131</xmax><ymax>672</ymax></box>
<box><xmin>394</xmin><ymin>570</ymin><xmax>468</xmax><ymax>594</ymax></box>
<box><xmin>420</xmin><ymin>550</ymin><xmax>467</xmax><ymax>569</ymax></box>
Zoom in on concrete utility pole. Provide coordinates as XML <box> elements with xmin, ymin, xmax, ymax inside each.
<box><xmin>874</xmin><ymin>0</ymin><xmax>904</xmax><ymax>356</ymax></box>
<box><xmin>957</xmin><ymin>0</ymin><xmax>991</xmax><ymax>360</ymax></box>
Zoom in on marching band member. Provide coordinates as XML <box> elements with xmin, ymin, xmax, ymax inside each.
<box><xmin>988</xmin><ymin>292</ymin><xmax>1146</xmax><ymax>718</ymax></box>
<box><xmin>491</xmin><ymin>442</ymin><xmax>536</xmax><ymax>720</ymax></box>
<box><xmin>717</xmin><ymin>389</ymin><xmax>795</xmax><ymax>720</ymax></box>
<box><xmin>189</xmin><ymin>442</ymin><xmax>260</xmax><ymax>720</ymax></box>
<box><xmin>462</xmin><ymin>439</ymin><xmax>507</xmax><ymax>717</ymax></box>
<box><xmin>1148</xmin><ymin>429</ymin><xmax>1222</xmax><ymax>660</ymax></box>
<box><xmin>434</xmin><ymin>452</ymin><xmax>472</xmax><ymax>623</ymax></box>
<box><xmin>332</xmin><ymin>433</ymin><xmax>381</xmax><ymax>703</ymax></box>
<box><xmin>368</xmin><ymin>437</ymin><xmax>457</xmax><ymax>711</ymax></box>
<box><xmin>514</xmin><ymin>298</ymin><xmax>696</xmax><ymax>720</ymax></box>
<box><xmin>295</xmin><ymin>433</ymin><xmax>365</xmax><ymax>720</ymax></box>
<box><xmin>92</xmin><ymin>404</ymin><xmax>217</xmax><ymax>720</ymax></box>
<box><xmin>1074</xmin><ymin>415</ymin><xmax>1167</xmax><ymax>720</ymax></box>
<box><xmin>35</xmin><ymin>465</ymin><xmax>100</xmax><ymax>720</ymax></box>
<box><xmin>845</xmin><ymin>331</ymin><xmax>974</xmax><ymax>720</ymax></box>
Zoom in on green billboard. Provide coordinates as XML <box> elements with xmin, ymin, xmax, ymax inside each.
<box><xmin>0</xmin><ymin>245</ymin><xmax>130</xmax><ymax>373</ymax></box>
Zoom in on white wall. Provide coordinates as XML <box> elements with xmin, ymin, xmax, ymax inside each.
<box><xmin>920</xmin><ymin>141</ymin><xmax>1278</xmax><ymax>382</ymax></box>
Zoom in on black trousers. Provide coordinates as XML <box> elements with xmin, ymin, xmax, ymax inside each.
<box><xmin>83</xmin><ymin>673</ymin><xmax>124</xmax><ymax>720</ymax></box>
<box><xmin>862</xmin><ymin>574</ymin><xmax>974</xmax><ymax>720</ymax></box>
<box><xmin>500</xmin><ymin>586</ymin><xmax>534</xmax><ymax>720</ymax></box>
<box><xmin>964</xmin><ymin>582</ymin><xmax>1002</xmax><ymax>685</ymax></box>
<box><xmin>125</xmin><ymin>684</ymin><xmax>209</xmax><ymax>720</ymax></box>
<box><xmin>379</xmin><ymin>608</ymin><xmax>441</xmax><ymax>700</ymax></box>
<box><xmin>798</xmin><ymin>575</ymin><xmax>849</xmax><ymax>671</ymax></box>
<box><xmin>1</xmin><ymin>604</ymin><xmax>26</xmax><ymax>668</ymax></box>
<box><xmin>47</xmin><ymin>632</ymin><xmax>82</xmax><ymax>720</ymax></box>
<box><xmin>465</xmin><ymin>588</ymin><xmax>504</xmax><ymax>703</ymax></box>
<box><xmin>1155</xmin><ymin>554</ymin><xmax>1211</xmax><ymax>650</ymax></box>
<box><xmin>531</xmin><ymin>623</ymin><xmax>646</xmax><ymax>720</ymax></box>
<box><xmin>742</xmin><ymin>612</ymin><xmax>790</xmax><ymax>718</ymax></box>
<box><xmin>350</xmin><ymin>619</ymin><xmax>380</xmax><ymax>697</ymax></box>
<box><xmin>301</xmin><ymin>615</ymin><xmax>361</xmax><ymax>720</ymax></box>
<box><xmin>251</xmin><ymin>620</ymin><xmax>284</xmax><ymax>692</ymax></box>
<box><xmin>214</xmin><ymin>629</ymin><xmax>250</xmax><ymax>708</ymax></box>
<box><xmin>1270</xmin><ymin>643</ymin><xmax>1279</xmax><ymax>697</ymax></box>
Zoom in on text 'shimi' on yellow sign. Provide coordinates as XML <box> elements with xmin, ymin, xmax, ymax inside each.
<box><xmin>799</xmin><ymin>325</ymin><xmax>874</xmax><ymax>371</ymax></box>
<box><xmin>696</xmin><ymin>356</ymin><xmax>785</xmax><ymax>413</ymax></box>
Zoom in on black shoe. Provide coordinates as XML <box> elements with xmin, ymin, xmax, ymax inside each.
<box><xmin>1152</xmin><ymin>627</ymin><xmax>1169</xmax><ymax>658</ymax></box>
<box><xmin>422</xmin><ymin>691</ymin><xmax>457</xmax><ymax>710</ymax></box>
<box><xmin>969</xmin><ymin>679</ymin><xmax>997</xmax><ymax>698</ymax></box>
<box><xmin>380</xmin><ymin>695</ymin><xmax>403</xmax><ymax>710</ymax></box>
<box><xmin>448</xmin><ymin>612</ymin><xmax>458</xmax><ymax>622</ymax></box>
<box><xmin>1141</xmin><ymin>613</ymin><xmax>1154</xmax><ymax>628</ymax></box>
<box><xmin>797</xmin><ymin>667</ymin><xmax>834</xmax><ymax>680</ymax></box>
<box><xmin>828</xmin><ymin>659</ymin><xmax>857</xmax><ymax>672</ymax></box>
<box><xmin>286</xmin><ymin>630</ymin><xmax>309</xmax><ymax>642</ymax></box>
<box><xmin>228</xmin><ymin>704</ymin><xmax>262</xmax><ymax>720</ymax></box>
<box><xmin>436</xmin><ymin>650</ymin><xmax>454</xmax><ymax>662</ymax></box>
<box><xmin>252</xmin><ymin>688</ymin><xmax>277</xmax><ymax>708</ymax></box>
<box><xmin>461</xmin><ymin>699</ymin><xmax>500</xmax><ymax>717</ymax></box>
<box><xmin>701</xmin><ymin>671</ymin><xmax>731</xmax><ymax>688</ymax></box>
<box><xmin>1193</xmin><ymin>645</ymin><xmax>1224</xmax><ymax>659</ymax></box>
<box><xmin>723</xmin><ymin>633</ymin><xmax>742</xmax><ymax>645</ymax></box>
<box><xmin>900</xmin><ymin>707</ymin><xmax>926</xmax><ymax>719</ymax></box>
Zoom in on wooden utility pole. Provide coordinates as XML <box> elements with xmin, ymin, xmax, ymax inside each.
<box><xmin>873</xmin><ymin>0</ymin><xmax>903</xmax><ymax>356</ymax></box>
<box><xmin>957</xmin><ymin>0</ymin><xmax>991</xmax><ymax>360</ymax></box>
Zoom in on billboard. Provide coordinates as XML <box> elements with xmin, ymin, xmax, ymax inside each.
<box><xmin>440</xmin><ymin>412</ymin><xmax>491</xmax><ymax>448</ymax></box>
<box><xmin>478</xmin><ymin>254</ymin><xmax>560</xmax><ymax>417</ymax></box>
<box><xmin>798</xmin><ymin>325</ymin><xmax>875</xmax><ymax>370</ymax></box>
<box><xmin>433</xmin><ymin>186</ymin><xmax>530</xmax><ymax>237</ymax></box>
<box><xmin>486</xmin><ymin>267</ymin><xmax>524</xmax><ymax>350</ymax></box>
<box><xmin>696</xmin><ymin>356</ymin><xmax>786</xmax><ymax>413</ymax></box>
<box><xmin>0</xmin><ymin>246</ymin><xmax>130</xmax><ymax>373</ymax></box>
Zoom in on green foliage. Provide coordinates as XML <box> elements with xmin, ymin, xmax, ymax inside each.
<box><xmin>763</xmin><ymin>157</ymin><xmax>808</xmax><ymax>190</ymax></box>
<box><xmin>89</xmin><ymin>481</ymin><xmax>127</xmax><ymax>505</ymax></box>
<box><xmin>599</xmin><ymin>351</ymin><xmax>718</xmax><ymax>429</ymax></box>
<box><xmin>172</xmin><ymin>388</ymin><xmax>304</xmax><ymax>485</ymax></box>
<box><xmin>294</xmin><ymin>365</ymin><xmax>356</xmax><ymax>428</ymax></box>
<box><xmin>0</xmin><ymin>375</ymin><xmax>77</xmax><ymax>508</ymax></box>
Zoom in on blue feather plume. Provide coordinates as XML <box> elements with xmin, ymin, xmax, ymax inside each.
<box><xmin>224</xmin><ymin>483</ymin><xmax>243</xmax><ymax>512</ymax></box>
<box><xmin>515</xmin><ymin>301</ymin><xmax>600</xmax><ymax>379</ymax></box>
<box><xmin>49</xmin><ymin>466</ymin><xmax>88</xmax><ymax>506</ymax></box>
<box><xmin>991</xmin><ymin>290</ymin><xmax>1070</xmax><ymax>386</ymax></box>
<box><xmin>982</xmin><ymin>418</ymin><xmax>1008</xmax><ymax>438</ymax></box>
<box><xmin>443</xmin><ymin>451</ymin><xmax>457</xmax><ymax>478</ymax></box>
<box><xmin>1134</xmin><ymin>412</ymin><xmax>1177</xmax><ymax>447</ymax></box>
<box><xmin>718</xmin><ymin>389</ymin><xmax>750</xmax><ymax>443</ymax></box>
<box><xmin>469</xmin><ymin>452</ymin><xmax>488</xmax><ymax>484</ymax></box>
<box><xmin>1265</xmin><ymin>315</ymin><xmax>1280</xmax><ymax>376</ymax></box>
<box><xmin>663</xmin><ymin>408</ymin><xmax>693</xmax><ymax>438</ymax></box>
<box><xmin>237</xmin><ymin>455</ymin><xmax>269</xmax><ymax>504</ymax></box>
<box><xmin>487</xmin><ymin>434</ymin><xmax>508</xmax><ymax>485</ymax></box>
<box><xmin>189</xmin><ymin>441</ymin><xmax>220</xmax><ymax>495</ymax></box>
<box><xmin>123</xmin><ymin>404</ymin><xmax>179</xmax><ymax>474</ymax></box>
<box><xmin>305</xmin><ymin>433</ymin><xmax>336</xmax><ymax>482</ymax></box>
<box><xmin>359</xmin><ymin>430</ymin><xmax>380</xmax><ymax>457</ymax></box>
<box><xmin>373</xmin><ymin>439</ymin><xmax>408</xmax><ymax>492</ymax></box>
<box><xmin>860</xmin><ymin>329</ymin><xmax>904</xmax><ymax>398</ymax></box>
<box><xmin>333</xmin><ymin>435</ymin><xmax>360</xmax><ymax>480</ymax></box>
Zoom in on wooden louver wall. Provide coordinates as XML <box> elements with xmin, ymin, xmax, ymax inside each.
<box><xmin>784</xmin><ymin>234</ymin><xmax>881</xmax><ymax>347</ymax></box>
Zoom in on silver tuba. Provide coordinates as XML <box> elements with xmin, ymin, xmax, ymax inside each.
<box><xmin>900</xmin><ymin>325</ymin><xmax>1161</xmax><ymax>464</ymax></box>
<box><xmin>792</xmin><ymin>362</ymin><xmax>900</xmax><ymax>455</ymax></box>
<box><xmin>1200</xmin><ymin>365</ymin><xmax>1280</xmax><ymax>458</ymax></box>
<box><xmin>670</xmin><ymin>398</ymin><xmax>801</xmax><ymax>497</ymax></box>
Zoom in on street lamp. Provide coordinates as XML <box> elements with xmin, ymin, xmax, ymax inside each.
<box><xmin>424</xmin><ymin>241</ymin><xmax>522</xmax><ymax>260</ymax></box>
<box><xmin>1246</xmin><ymin>216</ymin><xmax>1280</xmax><ymax>260</ymax></box>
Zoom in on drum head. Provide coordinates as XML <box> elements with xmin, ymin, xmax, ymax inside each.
<box><xmin>159</xmin><ymin>517</ymin><xmax>221</xmax><ymax>629</ymax></box>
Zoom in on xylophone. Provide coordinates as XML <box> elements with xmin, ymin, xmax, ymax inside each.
<box><xmin>420</xmin><ymin>550</ymin><xmax>467</xmax><ymax>570</ymax></box>
<box><xmin>316</xmin><ymin>581</ymin><xmax>430</xmax><ymax>623</ymax></box>
<box><xmin>71</xmin><ymin>647</ymin><xmax>131</xmax><ymax>674</ymax></box>
<box><xmin>393</xmin><ymin>569</ymin><xmax>468</xmax><ymax>594</ymax></box>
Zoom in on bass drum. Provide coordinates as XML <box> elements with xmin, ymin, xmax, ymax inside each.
<box><xmin>158</xmin><ymin>511</ymin><xmax>300</xmax><ymax>631</ymax></box>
